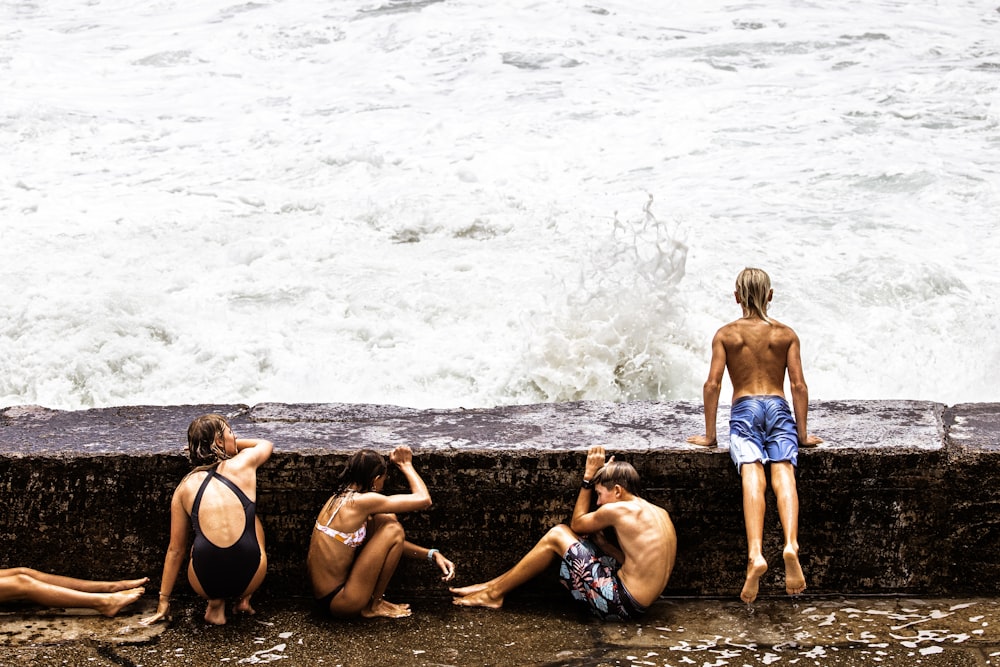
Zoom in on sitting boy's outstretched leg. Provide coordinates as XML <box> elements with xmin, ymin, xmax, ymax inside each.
<box><xmin>451</xmin><ymin>524</ymin><xmax>579</xmax><ymax>609</ymax></box>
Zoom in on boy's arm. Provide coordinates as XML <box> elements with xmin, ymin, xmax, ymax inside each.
<box><xmin>786</xmin><ymin>332</ymin><xmax>822</xmax><ymax>446</ymax></box>
<box><xmin>688</xmin><ymin>331</ymin><xmax>726</xmax><ymax>446</ymax></box>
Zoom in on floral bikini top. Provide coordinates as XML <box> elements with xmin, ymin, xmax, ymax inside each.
<box><xmin>314</xmin><ymin>492</ymin><xmax>367</xmax><ymax>548</ymax></box>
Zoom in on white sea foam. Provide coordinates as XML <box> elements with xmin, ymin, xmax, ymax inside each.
<box><xmin>0</xmin><ymin>0</ymin><xmax>997</xmax><ymax>410</ymax></box>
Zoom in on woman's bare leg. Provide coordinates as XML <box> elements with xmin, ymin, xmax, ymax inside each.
<box><xmin>0</xmin><ymin>568</ymin><xmax>148</xmax><ymax>594</ymax></box>
<box><xmin>363</xmin><ymin>514</ymin><xmax>409</xmax><ymax>618</ymax></box>
<box><xmin>0</xmin><ymin>571</ymin><xmax>144</xmax><ymax>616</ymax></box>
<box><xmin>327</xmin><ymin>514</ymin><xmax>410</xmax><ymax>619</ymax></box>
<box><xmin>235</xmin><ymin>518</ymin><xmax>268</xmax><ymax>615</ymax></box>
<box><xmin>451</xmin><ymin>524</ymin><xmax>579</xmax><ymax>609</ymax></box>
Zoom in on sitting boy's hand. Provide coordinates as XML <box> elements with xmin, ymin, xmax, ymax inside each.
<box><xmin>585</xmin><ymin>445</ymin><xmax>612</xmax><ymax>480</ymax></box>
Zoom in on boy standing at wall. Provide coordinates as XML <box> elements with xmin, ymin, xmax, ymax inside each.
<box><xmin>688</xmin><ymin>268</ymin><xmax>821</xmax><ymax>604</ymax></box>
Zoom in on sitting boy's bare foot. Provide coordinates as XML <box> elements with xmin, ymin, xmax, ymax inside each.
<box><xmin>783</xmin><ymin>547</ymin><xmax>807</xmax><ymax>596</ymax></box>
<box><xmin>740</xmin><ymin>556</ymin><xmax>768</xmax><ymax>604</ymax></box>
<box><xmin>234</xmin><ymin>597</ymin><xmax>255</xmax><ymax>615</ymax></box>
<box><xmin>204</xmin><ymin>601</ymin><xmax>227</xmax><ymax>625</ymax></box>
<box><xmin>362</xmin><ymin>599</ymin><xmax>411</xmax><ymax>618</ymax></box>
<box><xmin>100</xmin><ymin>587</ymin><xmax>145</xmax><ymax>617</ymax></box>
<box><xmin>452</xmin><ymin>589</ymin><xmax>504</xmax><ymax>610</ymax></box>
<box><xmin>448</xmin><ymin>582</ymin><xmax>489</xmax><ymax>597</ymax></box>
<box><xmin>108</xmin><ymin>577</ymin><xmax>149</xmax><ymax>593</ymax></box>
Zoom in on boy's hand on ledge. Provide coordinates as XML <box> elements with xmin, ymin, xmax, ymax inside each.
<box><xmin>686</xmin><ymin>434</ymin><xmax>717</xmax><ymax>447</ymax></box>
<box><xmin>799</xmin><ymin>434</ymin><xmax>823</xmax><ymax>447</ymax></box>
<box><xmin>584</xmin><ymin>446</ymin><xmax>612</xmax><ymax>479</ymax></box>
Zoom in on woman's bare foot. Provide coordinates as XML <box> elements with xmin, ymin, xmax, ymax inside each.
<box><xmin>362</xmin><ymin>598</ymin><xmax>411</xmax><ymax>618</ymax></box>
<box><xmin>452</xmin><ymin>588</ymin><xmax>504</xmax><ymax>610</ymax></box>
<box><xmin>448</xmin><ymin>582</ymin><xmax>489</xmax><ymax>597</ymax></box>
<box><xmin>107</xmin><ymin>577</ymin><xmax>150</xmax><ymax>593</ymax></box>
<box><xmin>783</xmin><ymin>547</ymin><xmax>807</xmax><ymax>595</ymax></box>
<box><xmin>740</xmin><ymin>556</ymin><xmax>768</xmax><ymax>604</ymax></box>
<box><xmin>234</xmin><ymin>597</ymin><xmax>256</xmax><ymax>615</ymax></box>
<box><xmin>99</xmin><ymin>587</ymin><xmax>145</xmax><ymax>617</ymax></box>
<box><xmin>204</xmin><ymin>600</ymin><xmax>227</xmax><ymax>625</ymax></box>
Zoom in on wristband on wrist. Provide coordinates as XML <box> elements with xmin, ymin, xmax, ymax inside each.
<box><xmin>427</xmin><ymin>548</ymin><xmax>439</xmax><ymax>561</ymax></box>
<box><xmin>581</xmin><ymin>478</ymin><xmax>595</xmax><ymax>490</ymax></box>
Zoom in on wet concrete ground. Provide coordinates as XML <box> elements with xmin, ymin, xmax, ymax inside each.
<box><xmin>3</xmin><ymin>593</ymin><xmax>1000</xmax><ymax>666</ymax></box>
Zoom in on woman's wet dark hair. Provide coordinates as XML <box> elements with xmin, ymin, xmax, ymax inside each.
<box><xmin>335</xmin><ymin>449</ymin><xmax>388</xmax><ymax>493</ymax></box>
<box><xmin>592</xmin><ymin>460</ymin><xmax>642</xmax><ymax>496</ymax></box>
<box><xmin>187</xmin><ymin>413</ymin><xmax>231</xmax><ymax>468</ymax></box>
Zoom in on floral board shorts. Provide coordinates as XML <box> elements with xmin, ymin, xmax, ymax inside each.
<box><xmin>558</xmin><ymin>539</ymin><xmax>647</xmax><ymax>621</ymax></box>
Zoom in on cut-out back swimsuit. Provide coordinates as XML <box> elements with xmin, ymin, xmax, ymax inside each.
<box><xmin>190</xmin><ymin>466</ymin><xmax>261</xmax><ymax>600</ymax></box>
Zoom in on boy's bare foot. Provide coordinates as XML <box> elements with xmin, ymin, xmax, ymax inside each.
<box><xmin>99</xmin><ymin>587</ymin><xmax>145</xmax><ymax>617</ymax></box>
<box><xmin>108</xmin><ymin>577</ymin><xmax>150</xmax><ymax>593</ymax></box>
<box><xmin>452</xmin><ymin>589</ymin><xmax>504</xmax><ymax>610</ymax></box>
<box><xmin>783</xmin><ymin>547</ymin><xmax>807</xmax><ymax>595</ymax></box>
<box><xmin>234</xmin><ymin>597</ymin><xmax>255</xmax><ymax>615</ymax></box>
<box><xmin>448</xmin><ymin>583</ymin><xmax>489</xmax><ymax>597</ymax></box>
<box><xmin>204</xmin><ymin>600</ymin><xmax>227</xmax><ymax>625</ymax></box>
<box><xmin>740</xmin><ymin>556</ymin><xmax>768</xmax><ymax>604</ymax></box>
<box><xmin>361</xmin><ymin>599</ymin><xmax>411</xmax><ymax>618</ymax></box>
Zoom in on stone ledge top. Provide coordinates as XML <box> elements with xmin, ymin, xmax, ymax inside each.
<box><xmin>0</xmin><ymin>399</ymin><xmax>984</xmax><ymax>457</ymax></box>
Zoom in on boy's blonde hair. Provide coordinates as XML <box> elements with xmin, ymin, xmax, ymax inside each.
<box><xmin>735</xmin><ymin>267</ymin><xmax>772</xmax><ymax>323</ymax></box>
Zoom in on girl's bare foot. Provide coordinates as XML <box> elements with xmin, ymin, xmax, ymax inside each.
<box><xmin>234</xmin><ymin>597</ymin><xmax>256</xmax><ymax>615</ymax></box>
<box><xmin>783</xmin><ymin>547</ymin><xmax>807</xmax><ymax>595</ymax></box>
<box><xmin>107</xmin><ymin>577</ymin><xmax>150</xmax><ymax>593</ymax></box>
<box><xmin>361</xmin><ymin>599</ymin><xmax>411</xmax><ymax>618</ymax></box>
<box><xmin>452</xmin><ymin>588</ymin><xmax>503</xmax><ymax>609</ymax></box>
<box><xmin>740</xmin><ymin>556</ymin><xmax>768</xmax><ymax>604</ymax></box>
<box><xmin>204</xmin><ymin>600</ymin><xmax>227</xmax><ymax>625</ymax></box>
<box><xmin>99</xmin><ymin>587</ymin><xmax>145</xmax><ymax>617</ymax></box>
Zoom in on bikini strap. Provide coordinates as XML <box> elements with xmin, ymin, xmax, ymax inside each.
<box><xmin>322</xmin><ymin>491</ymin><xmax>352</xmax><ymax>528</ymax></box>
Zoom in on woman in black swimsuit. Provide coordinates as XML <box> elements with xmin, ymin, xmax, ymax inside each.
<box><xmin>141</xmin><ymin>414</ymin><xmax>273</xmax><ymax>626</ymax></box>
<box><xmin>306</xmin><ymin>445</ymin><xmax>455</xmax><ymax>618</ymax></box>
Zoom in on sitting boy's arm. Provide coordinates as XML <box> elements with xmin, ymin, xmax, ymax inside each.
<box><xmin>688</xmin><ymin>331</ymin><xmax>726</xmax><ymax>446</ymax></box>
<box><xmin>592</xmin><ymin>529</ymin><xmax>625</xmax><ymax>564</ymax></box>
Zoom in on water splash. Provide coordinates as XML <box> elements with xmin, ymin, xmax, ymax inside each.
<box><xmin>513</xmin><ymin>196</ymin><xmax>701</xmax><ymax>403</ymax></box>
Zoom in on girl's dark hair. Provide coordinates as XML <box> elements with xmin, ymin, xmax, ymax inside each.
<box><xmin>187</xmin><ymin>413</ymin><xmax>231</xmax><ymax>468</ymax></box>
<box><xmin>335</xmin><ymin>449</ymin><xmax>387</xmax><ymax>493</ymax></box>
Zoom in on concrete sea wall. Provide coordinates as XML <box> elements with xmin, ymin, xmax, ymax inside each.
<box><xmin>1</xmin><ymin>400</ymin><xmax>998</xmax><ymax>600</ymax></box>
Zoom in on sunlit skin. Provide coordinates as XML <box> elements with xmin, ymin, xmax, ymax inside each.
<box><xmin>688</xmin><ymin>270</ymin><xmax>821</xmax><ymax>604</ymax></box>
<box><xmin>141</xmin><ymin>417</ymin><xmax>273</xmax><ymax>626</ymax></box>
<box><xmin>306</xmin><ymin>446</ymin><xmax>456</xmax><ymax>620</ymax></box>
<box><xmin>0</xmin><ymin>568</ymin><xmax>147</xmax><ymax>617</ymax></box>
<box><xmin>449</xmin><ymin>445</ymin><xmax>675</xmax><ymax>614</ymax></box>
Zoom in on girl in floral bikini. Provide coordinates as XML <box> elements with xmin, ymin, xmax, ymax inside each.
<box><xmin>307</xmin><ymin>445</ymin><xmax>455</xmax><ymax>618</ymax></box>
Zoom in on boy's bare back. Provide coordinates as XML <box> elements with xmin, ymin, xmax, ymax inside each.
<box><xmin>717</xmin><ymin>317</ymin><xmax>799</xmax><ymax>400</ymax></box>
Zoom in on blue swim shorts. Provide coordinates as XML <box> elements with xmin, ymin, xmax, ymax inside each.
<box><xmin>558</xmin><ymin>539</ymin><xmax>647</xmax><ymax>621</ymax></box>
<box><xmin>728</xmin><ymin>395</ymin><xmax>799</xmax><ymax>470</ymax></box>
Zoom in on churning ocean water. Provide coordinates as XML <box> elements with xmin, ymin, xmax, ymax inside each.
<box><xmin>0</xmin><ymin>0</ymin><xmax>997</xmax><ymax>411</ymax></box>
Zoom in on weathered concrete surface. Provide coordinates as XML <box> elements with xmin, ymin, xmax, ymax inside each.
<box><xmin>3</xmin><ymin>593</ymin><xmax>1000</xmax><ymax>666</ymax></box>
<box><xmin>0</xmin><ymin>400</ymin><xmax>998</xmax><ymax>602</ymax></box>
